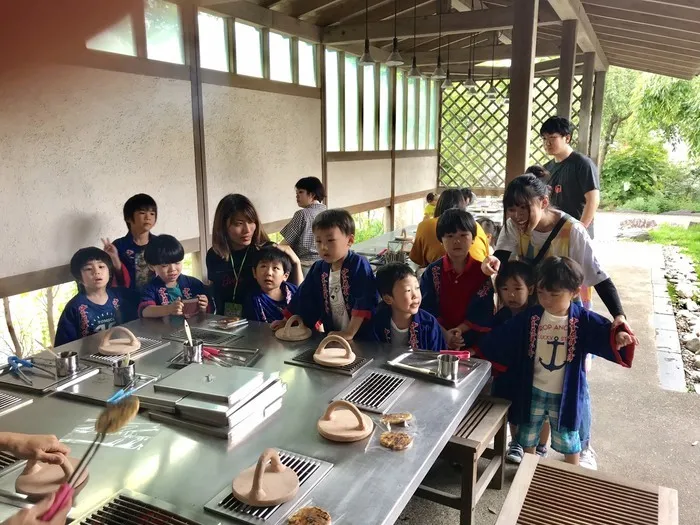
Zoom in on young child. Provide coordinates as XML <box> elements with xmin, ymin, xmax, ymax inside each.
<box><xmin>372</xmin><ymin>263</ymin><xmax>446</xmax><ymax>351</ymax></box>
<box><xmin>138</xmin><ymin>235</ymin><xmax>211</xmax><ymax>318</ymax></box>
<box><xmin>107</xmin><ymin>194</ymin><xmax>158</xmax><ymax>292</ymax></box>
<box><xmin>243</xmin><ymin>246</ymin><xmax>298</xmax><ymax>323</ymax></box>
<box><xmin>480</xmin><ymin>256</ymin><xmax>636</xmax><ymax>466</ymax></box>
<box><xmin>273</xmin><ymin>209</ymin><xmax>378</xmax><ymax>340</ymax></box>
<box><xmin>423</xmin><ymin>192</ymin><xmax>437</xmax><ymax>220</ymax></box>
<box><xmin>54</xmin><ymin>248</ymin><xmax>138</xmax><ymax>347</ymax></box>
<box><xmin>476</xmin><ymin>217</ymin><xmax>499</xmax><ymax>254</ymax></box>
<box><xmin>420</xmin><ymin>208</ymin><xmax>489</xmax><ymax>349</ymax></box>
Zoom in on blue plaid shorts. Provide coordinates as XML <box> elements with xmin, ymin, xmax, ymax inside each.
<box><xmin>517</xmin><ymin>386</ymin><xmax>581</xmax><ymax>455</ymax></box>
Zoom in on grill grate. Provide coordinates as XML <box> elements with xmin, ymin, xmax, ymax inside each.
<box><xmin>284</xmin><ymin>348</ymin><xmax>373</xmax><ymax>377</ymax></box>
<box><xmin>77</xmin><ymin>491</ymin><xmax>202</xmax><ymax>524</ymax></box>
<box><xmin>332</xmin><ymin>370</ymin><xmax>413</xmax><ymax>414</ymax></box>
<box><xmin>0</xmin><ymin>451</ymin><xmax>19</xmax><ymax>473</ymax></box>
<box><xmin>83</xmin><ymin>337</ymin><xmax>169</xmax><ymax>365</ymax></box>
<box><xmin>0</xmin><ymin>391</ymin><xmax>32</xmax><ymax>417</ymax></box>
<box><xmin>204</xmin><ymin>450</ymin><xmax>333</xmax><ymax>525</ymax></box>
<box><xmin>167</xmin><ymin>327</ymin><xmax>243</xmax><ymax>346</ymax></box>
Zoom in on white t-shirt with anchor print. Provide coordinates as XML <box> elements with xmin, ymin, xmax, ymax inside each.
<box><xmin>533</xmin><ymin>311</ymin><xmax>569</xmax><ymax>394</ymax></box>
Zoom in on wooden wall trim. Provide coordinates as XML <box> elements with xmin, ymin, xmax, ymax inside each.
<box><xmin>200</xmin><ymin>69</ymin><xmax>322</xmax><ymax>99</ymax></box>
<box><xmin>394</xmin><ymin>190</ymin><xmax>436</xmax><ymax>205</ymax></box>
<box><xmin>326</xmin><ymin>151</ymin><xmax>392</xmax><ymax>162</ymax></box>
<box><xmin>65</xmin><ymin>50</ymin><xmax>191</xmax><ymax>81</ymax></box>
<box><xmin>263</xmin><ymin>219</ymin><xmax>291</xmax><ymax>234</ymax></box>
<box><xmin>342</xmin><ymin>199</ymin><xmax>392</xmax><ymax>215</ymax></box>
<box><xmin>395</xmin><ymin>149</ymin><xmax>438</xmax><ymax>159</ymax></box>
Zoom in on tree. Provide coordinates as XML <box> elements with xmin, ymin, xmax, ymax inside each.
<box><xmin>2</xmin><ymin>297</ymin><xmax>24</xmax><ymax>358</ymax></box>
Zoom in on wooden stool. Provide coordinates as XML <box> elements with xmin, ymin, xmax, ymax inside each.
<box><xmin>496</xmin><ymin>454</ymin><xmax>678</xmax><ymax>525</ymax></box>
<box><xmin>415</xmin><ymin>396</ymin><xmax>510</xmax><ymax>525</ymax></box>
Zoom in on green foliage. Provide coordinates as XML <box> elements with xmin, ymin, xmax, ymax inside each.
<box><xmin>601</xmin><ymin>138</ymin><xmax>668</xmax><ymax>201</ymax></box>
<box><xmin>352</xmin><ymin>210</ymin><xmax>385</xmax><ymax>243</ymax></box>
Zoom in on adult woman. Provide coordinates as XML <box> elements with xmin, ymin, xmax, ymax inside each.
<box><xmin>482</xmin><ymin>174</ymin><xmax>633</xmax><ymax>470</ymax></box>
<box><xmin>410</xmin><ymin>188</ymin><xmax>490</xmax><ymax>267</ymax></box>
<box><xmin>280</xmin><ymin>177</ymin><xmax>326</xmax><ymax>274</ymax></box>
<box><xmin>207</xmin><ymin>194</ymin><xmax>302</xmax><ymax>316</ymax></box>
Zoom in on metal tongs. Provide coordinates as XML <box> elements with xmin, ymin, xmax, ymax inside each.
<box><xmin>106</xmin><ymin>376</ymin><xmax>150</xmax><ymax>405</ymax></box>
<box><xmin>7</xmin><ymin>356</ymin><xmax>54</xmax><ymax>386</ymax></box>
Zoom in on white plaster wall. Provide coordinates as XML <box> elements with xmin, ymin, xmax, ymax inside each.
<box><xmin>326</xmin><ymin>159</ymin><xmax>392</xmax><ymax>208</ymax></box>
<box><xmin>395</xmin><ymin>155</ymin><xmax>438</xmax><ymax>196</ymax></box>
<box><xmin>0</xmin><ymin>65</ymin><xmax>198</xmax><ymax>279</ymax></box>
<box><xmin>203</xmin><ymin>85</ymin><xmax>322</xmax><ymax>226</ymax></box>
<box><xmin>395</xmin><ymin>198</ymin><xmax>426</xmax><ymax>229</ymax></box>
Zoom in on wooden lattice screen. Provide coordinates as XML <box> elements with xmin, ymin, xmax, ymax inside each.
<box><xmin>440</xmin><ymin>76</ymin><xmax>583</xmax><ymax>190</ymax></box>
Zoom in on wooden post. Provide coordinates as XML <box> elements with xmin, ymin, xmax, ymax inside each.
<box><xmin>589</xmin><ymin>71</ymin><xmax>606</xmax><ymax>167</ymax></box>
<box><xmin>389</xmin><ymin>66</ymin><xmax>397</xmax><ymax>230</ymax></box>
<box><xmin>320</xmin><ymin>45</ymin><xmax>329</xmax><ymax>204</ymax></box>
<box><xmin>557</xmin><ymin>19</ymin><xmax>578</xmax><ymax>120</ymax></box>
<box><xmin>133</xmin><ymin>2</ymin><xmax>147</xmax><ymax>59</ymax></box>
<box><xmin>578</xmin><ymin>52</ymin><xmax>595</xmax><ymax>156</ymax></box>
<box><xmin>505</xmin><ymin>0</ymin><xmax>539</xmax><ymax>185</ymax></box>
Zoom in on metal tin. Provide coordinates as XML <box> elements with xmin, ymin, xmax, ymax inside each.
<box><xmin>55</xmin><ymin>352</ymin><xmax>79</xmax><ymax>377</ymax></box>
<box><xmin>437</xmin><ymin>354</ymin><xmax>459</xmax><ymax>379</ymax></box>
<box><xmin>183</xmin><ymin>341</ymin><xmax>203</xmax><ymax>364</ymax></box>
<box><xmin>113</xmin><ymin>361</ymin><xmax>136</xmax><ymax>387</ymax></box>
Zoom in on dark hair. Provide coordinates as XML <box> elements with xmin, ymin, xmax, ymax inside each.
<box><xmin>211</xmin><ymin>194</ymin><xmax>269</xmax><ymax>259</ymax></box>
<box><xmin>525</xmin><ymin>165</ymin><xmax>551</xmax><ymax>179</ymax></box>
<box><xmin>123</xmin><ymin>194</ymin><xmax>157</xmax><ymax>230</ymax></box>
<box><xmin>434</xmin><ymin>188</ymin><xmax>467</xmax><ymax>218</ymax></box>
<box><xmin>70</xmin><ymin>247</ymin><xmax>114</xmax><ymax>284</ymax></box>
<box><xmin>295</xmin><ymin>177</ymin><xmax>326</xmax><ymax>202</ymax></box>
<box><xmin>461</xmin><ymin>187</ymin><xmax>475</xmax><ymax>206</ymax></box>
<box><xmin>540</xmin><ymin>116</ymin><xmax>573</xmax><ymax>139</ymax></box>
<box><xmin>476</xmin><ymin>217</ymin><xmax>500</xmax><ymax>247</ymax></box>
<box><xmin>312</xmin><ymin>209</ymin><xmax>355</xmax><ymax>236</ymax></box>
<box><xmin>376</xmin><ymin>263</ymin><xmax>416</xmax><ymax>298</ymax></box>
<box><xmin>537</xmin><ymin>256</ymin><xmax>584</xmax><ymax>292</ymax></box>
<box><xmin>495</xmin><ymin>260</ymin><xmax>535</xmax><ymax>291</ymax></box>
<box><xmin>144</xmin><ymin>234</ymin><xmax>184</xmax><ymax>266</ymax></box>
<box><xmin>503</xmin><ymin>174</ymin><xmax>550</xmax><ymax>210</ymax></box>
<box><xmin>254</xmin><ymin>246</ymin><xmax>292</xmax><ymax>275</ymax></box>
<box><xmin>426</xmin><ymin>192</ymin><xmax>436</xmax><ymax>203</ymax></box>
<box><xmin>437</xmin><ymin>209</ymin><xmax>477</xmax><ymax>240</ymax></box>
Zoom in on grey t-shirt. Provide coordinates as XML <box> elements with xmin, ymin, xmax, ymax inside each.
<box><xmin>544</xmin><ymin>151</ymin><xmax>599</xmax><ymax>238</ymax></box>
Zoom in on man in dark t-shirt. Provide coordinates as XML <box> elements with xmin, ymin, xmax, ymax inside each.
<box><xmin>541</xmin><ymin>116</ymin><xmax>600</xmax><ymax>238</ymax></box>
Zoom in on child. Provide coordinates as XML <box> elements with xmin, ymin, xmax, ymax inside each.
<box><xmin>480</xmin><ymin>256</ymin><xmax>636</xmax><ymax>466</ymax></box>
<box><xmin>420</xmin><ymin>208</ymin><xmax>489</xmax><ymax>349</ymax></box>
<box><xmin>109</xmin><ymin>194</ymin><xmax>158</xmax><ymax>292</ymax></box>
<box><xmin>54</xmin><ymin>247</ymin><xmax>138</xmax><ymax>347</ymax></box>
<box><xmin>243</xmin><ymin>246</ymin><xmax>298</xmax><ymax>323</ymax></box>
<box><xmin>280</xmin><ymin>177</ymin><xmax>327</xmax><ymax>272</ymax></box>
<box><xmin>138</xmin><ymin>235</ymin><xmax>211</xmax><ymax>318</ymax></box>
<box><xmin>476</xmin><ymin>217</ymin><xmax>499</xmax><ymax>254</ymax></box>
<box><xmin>273</xmin><ymin>209</ymin><xmax>378</xmax><ymax>340</ymax></box>
<box><xmin>423</xmin><ymin>192</ymin><xmax>437</xmax><ymax>220</ymax></box>
<box><xmin>373</xmin><ymin>263</ymin><xmax>446</xmax><ymax>351</ymax></box>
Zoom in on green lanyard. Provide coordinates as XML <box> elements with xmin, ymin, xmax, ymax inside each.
<box><xmin>229</xmin><ymin>247</ymin><xmax>249</xmax><ymax>302</ymax></box>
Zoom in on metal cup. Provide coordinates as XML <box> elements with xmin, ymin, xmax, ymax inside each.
<box><xmin>113</xmin><ymin>361</ymin><xmax>136</xmax><ymax>386</ymax></box>
<box><xmin>437</xmin><ymin>354</ymin><xmax>460</xmax><ymax>379</ymax></box>
<box><xmin>183</xmin><ymin>340</ymin><xmax>203</xmax><ymax>364</ymax></box>
<box><xmin>55</xmin><ymin>351</ymin><xmax>79</xmax><ymax>377</ymax></box>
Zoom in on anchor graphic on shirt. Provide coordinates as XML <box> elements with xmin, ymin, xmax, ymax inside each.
<box><xmin>539</xmin><ymin>337</ymin><xmax>567</xmax><ymax>371</ymax></box>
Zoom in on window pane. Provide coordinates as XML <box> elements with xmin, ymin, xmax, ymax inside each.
<box><xmin>145</xmin><ymin>0</ymin><xmax>184</xmax><ymax>64</ymax></box>
<box><xmin>429</xmin><ymin>81</ymin><xmax>439</xmax><ymax>149</ymax></box>
<box><xmin>299</xmin><ymin>40</ymin><xmax>316</xmax><ymax>87</ymax></box>
<box><xmin>379</xmin><ymin>66</ymin><xmax>390</xmax><ymax>150</ymax></box>
<box><xmin>395</xmin><ymin>70</ymin><xmax>405</xmax><ymax>150</ymax></box>
<box><xmin>86</xmin><ymin>16</ymin><xmax>136</xmax><ymax>56</ymax></box>
<box><xmin>198</xmin><ymin>11</ymin><xmax>228</xmax><ymax>71</ymax></box>
<box><xmin>325</xmin><ymin>50</ymin><xmax>340</xmax><ymax>152</ymax></box>
<box><xmin>362</xmin><ymin>65</ymin><xmax>376</xmax><ymax>151</ymax></box>
<box><xmin>406</xmin><ymin>77</ymin><xmax>416</xmax><ymax>150</ymax></box>
<box><xmin>344</xmin><ymin>55</ymin><xmax>359</xmax><ymax>152</ymax></box>
<box><xmin>269</xmin><ymin>32</ymin><xmax>292</xmax><ymax>83</ymax></box>
<box><xmin>418</xmin><ymin>78</ymin><xmax>428</xmax><ymax>149</ymax></box>
<box><xmin>235</xmin><ymin>22</ymin><xmax>263</xmax><ymax>78</ymax></box>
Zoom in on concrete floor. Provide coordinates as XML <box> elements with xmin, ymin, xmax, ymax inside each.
<box><xmin>398</xmin><ymin>213</ymin><xmax>700</xmax><ymax>524</ymax></box>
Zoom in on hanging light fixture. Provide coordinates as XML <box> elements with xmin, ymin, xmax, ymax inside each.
<box><xmin>485</xmin><ymin>31</ymin><xmax>499</xmax><ymax>100</ymax></box>
<box><xmin>408</xmin><ymin>0</ymin><xmax>422</xmax><ymax>78</ymax></box>
<box><xmin>441</xmin><ymin>36</ymin><xmax>452</xmax><ymax>89</ymax></box>
<box><xmin>431</xmin><ymin>2</ymin><xmax>447</xmax><ymax>79</ymax></box>
<box><xmin>358</xmin><ymin>0</ymin><xmax>375</xmax><ymax>65</ymax></box>
<box><xmin>464</xmin><ymin>0</ymin><xmax>478</xmax><ymax>93</ymax></box>
<box><xmin>385</xmin><ymin>0</ymin><xmax>404</xmax><ymax>66</ymax></box>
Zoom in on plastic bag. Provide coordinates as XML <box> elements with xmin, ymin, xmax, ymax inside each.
<box><xmin>61</xmin><ymin>418</ymin><xmax>160</xmax><ymax>450</ymax></box>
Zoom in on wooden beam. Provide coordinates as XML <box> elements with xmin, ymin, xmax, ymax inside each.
<box><xmin>589</xmin><ymin>70</ymin><xmax>605</xmax><ymax>167</ymax></box>
<box><xmin>213</xmin><ymin>1</ymin><xmax>322</xmax><ymax>42</ymax></box>
<box><xmin>597</xmin><ymin>35</ymin><xmax>700</xmax><ymax>61</ymax></box>
<box><xmin>583</xmin><ymin>0</ymin><xmax>700</xmax><ymax>20</ymax></box>
<box><xmin>607</xmin><ymin>57</ymin><xmax>695</xmax><ymax>79</ymax></box>
<box><xmin>604</xmin><ymin>49</ymin><xmax>698</xmax><ymax>71</ymax></box>
<box><xmin>323</xmin><ymin>7</ymin><xmax>560</xmax><ymax>44</ymax></box>
<box><xmin>606</xmin><ymin>53</ymin><xmax>697</xmax><ymax>75</ymax></box>
<box><xmin>547</xmin><ymin>0</ymin><xmax>609</xmax><ymax>70</ymax></box>
<box><xmin>557</xmin><ymin>19</ymin><xmax>578</xmax><ymax>119</ymax></box>
<box><xmin>266</xmin><ymin>0</ymin><xmax>345</xmax><ymax>18</ymax></box>
<box><xmin>588</xmin><ymin>14</ymin><xmax>700</xmax><ymax>45</ymax></box>
<box><xmin>505</xmin><ymin>0</ymin><xmax>539</xmax><ymax>184</ymax></box>
<box><xmin>595</xmin><ymin>26</ymin><xmax>700</xmax><ymax>54</ymax></box>
<box><xmin>578</xmin><ymin>52</ymin><xmax>595</xmax><ymax>156</ymax></box>
<box><xmin>413</xmin><ymin>41</ymin><xmax>561</xmax><ymax>65</ymax></box>
<box><xmin>584</xmin><ymin>3</ymin><xmax>700</xmax><ymax>36</ymax></box>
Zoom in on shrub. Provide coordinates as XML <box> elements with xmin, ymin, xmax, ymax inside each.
<box><xmin>602</xmin><ymin>139</ymin><xmax>668</xmax><ymax>202</ymax></box>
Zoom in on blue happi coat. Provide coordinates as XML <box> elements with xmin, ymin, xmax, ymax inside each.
<box><xmin>138</xmin><ymin>274</ymin><xmax>213</xmax><ymax>317</ymax></box>
<box><xmin>372</xmin><ymin>305</ymin><xmax>447</xmax><ymax>351</ymax></box>
<box><xmin>243</xmin><ymin>281</ymin><xmax>298</xmax><ymax>323</ymax></box>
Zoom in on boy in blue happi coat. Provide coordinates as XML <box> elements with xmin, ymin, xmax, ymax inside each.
<box><xmin>372</xmin><ymin>263</ymin><xmax>446</xmax><ymax>351</ymax></box>
<box><xmin>273</xmin><ymin>209</ymin><xmax>378</xmax><ymax>340</ymax></box>
<box><xmin>55</xmin><ymin>247</ymin><xmax>138</xmax><ymax>347</ymax></box>
<box><xmin>243</xmin><ymin>246</ymin><xmax>298</xmax><ymax>323</ymax></box>
<box><xmin>480</xmin><ymin>256</ymin><xmax>636</xmax><ymax>466</ymax></box>
<box><xmin>138</xmin><ymin>235</ymin><xmax>212</xmax><ymax>318</ymax></box>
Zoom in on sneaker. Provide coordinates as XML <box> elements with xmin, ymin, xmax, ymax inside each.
<box><xmin>535</xmin><ymin>444</ymin><xmax>548</xmax><ymax>457</ymax></box>
<box><xmin>506</xmin><ymin>441</ymin><xmax>524</xmax><ymax>464</ymax></box>
<box><xmin>579</xmin><ymin>447</ymin><xmax>598</xmax><ymax>470</ymax></box>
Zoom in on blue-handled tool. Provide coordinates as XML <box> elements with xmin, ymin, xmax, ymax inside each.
<box><xmin>7</xmin><ymin>356</ymin><xmax>54</xmax><ymax>385</ymax></box>
<box><xmin>106</xmin><ymin>376</ymin><xmax>149</xmax><ymax>405</ymax></box>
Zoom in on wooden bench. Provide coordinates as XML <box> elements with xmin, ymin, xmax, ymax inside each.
<box><xmin>416</xmin><ymin>396</ymin><xmax>511</xmax><ymax>525</ymax></box>
<box><xmin>496</xmin><ymin>454</ymin><xmax>679</xmax><ymax>525</ymax></box>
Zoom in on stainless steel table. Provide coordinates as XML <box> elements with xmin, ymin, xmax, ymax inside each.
<box><xmin>0</xmin><ymin>316</ymin><xmax>490</xmax><ymax>524</ymax></box>
<box><xmin>353</xmin><ymin>225</ymin><xmax>418</xmax><ymax>258</ymax></box>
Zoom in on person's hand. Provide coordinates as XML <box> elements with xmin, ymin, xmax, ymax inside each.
<box><xmin>101</xmin><ymin>238</ymin><xmax>121</xmax><ymax>270</ymax></box>
<box><xmin>481</xmin><ymin>256</ymin><xmax>500</xmax><ymax>276</ymax></box>
<box><xmin>329</xmin><ymin>331</ymin><xmax>354</xmax><ymax>341</ymax></box>
<box><xmin>197</xmin><ymin>294</ymin><xmax>208</xmax><ymax>312</ymax></box>
<box><xmin>275</xmin><ymin>244</ymin><xmax>301</xmax><ymax>266</ymax></box>
<box><xmin>270</xmin><ymin>320</ymin><xmax>285</xmax><ymax>330</ymax></box>
<box><xmin>5</xmin><ymin>433</ymin><xmax>69</xmax><ymax>465</ymax></box>
<box><xmin>612</xmin><ymin>315</ymin><xmax>627</xmax><ymax>330</ymax></box>
<box><xmin>2</xmin><ymin>491</ymin><xmax>72</xmax><ymax>525</ymax></box>
<box><xmin>615</xmin><ymin>331</ymin><xmax>635</xmax><ymax>349</ymax></box>
<box><xmin>168</xmin><ymin>299</ymin><xmax>183</xmax><ymax>316</ymax></box>
<box><xmin>446</xmin><ymin>329</ymin><xmax>464</xmax><ymax>349</ymax></box>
